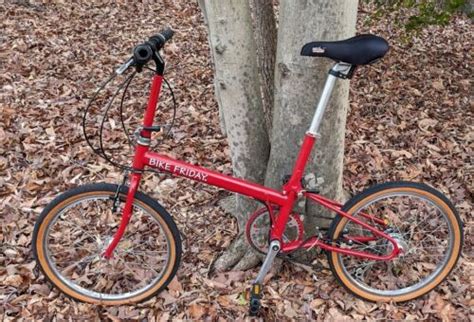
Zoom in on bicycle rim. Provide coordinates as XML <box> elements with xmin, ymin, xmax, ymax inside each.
<box><xmin>332</xmin><ymin>190</ymin><xmax>458</xmax><ymax>298</ymax></box>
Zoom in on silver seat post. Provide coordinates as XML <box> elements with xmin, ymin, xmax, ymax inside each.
<box><xmin>307</xmin><ymin>63</ymin><xmax>353</xmax><ymax>136</ymax></box>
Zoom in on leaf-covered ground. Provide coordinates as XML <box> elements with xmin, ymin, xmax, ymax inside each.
<box><xmin>0</xmin><ymin>1</ymin><xmax>472</xmax><ymax>320</ymax></box>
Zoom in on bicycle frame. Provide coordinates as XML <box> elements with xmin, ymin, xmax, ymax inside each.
<box><xmin>104</xmin><ymin>66</ymin><xmax>400</xmax><ymax>261</ymax></box>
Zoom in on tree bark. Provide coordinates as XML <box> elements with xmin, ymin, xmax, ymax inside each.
<box><xmin>462</xmin><ymin>0</ymin><xmax>474</xmax><ymax>14</ymax></box>
<box><xmin>265</xmin><ymin>0</ymin><xmax>358</xmax><ymax>232</ymax></box>
<box><xmin>198</xmin><ymin>0</ymin><xmax>270</xmax><ymax>271</ymax></box>
<box><xmin>250</xmin><ymin>0</ymin><xmax>277</xmax><ymax>136</ymax></box>
<box><xmin>197</xmin><ymin>0</ymin><xmax>227</xmax><ymax>136</ymax></box>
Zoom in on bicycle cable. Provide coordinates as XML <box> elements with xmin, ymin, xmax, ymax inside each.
<box><xmin>82</xmin><ymin>72</ymin><xmax>117</xmax><ymax>156</ymax></box>
<box><xmin>83</xmin><ymin>68</ymin><xmax>178</xmax><ymax>175</ymax></box>
<box><xmin>119</xmin><ymin>72</ymin><xmax>135</xmax><ymax>151</ymax></box>
<box><xmin>98</xmin><ymin>71</ymin><xmax>137</xmax><ymax>172</ymax></box>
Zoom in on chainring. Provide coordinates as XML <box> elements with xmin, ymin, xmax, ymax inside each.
<box><xmin>245</xmin><ymin>207</ymin><xmax>304</xmax><ymax>254</ymax></box>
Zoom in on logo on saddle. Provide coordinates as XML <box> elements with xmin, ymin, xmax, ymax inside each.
<box><xmin>312</xmin><ymin>46</ymin><xmax>326</xmax><ymax>54</ymax></box>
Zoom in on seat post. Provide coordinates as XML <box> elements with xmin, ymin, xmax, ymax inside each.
<box><xmin>307</xmin><ymin>63</ymin><xmax>353</xmax><ymax>137</ymax></box>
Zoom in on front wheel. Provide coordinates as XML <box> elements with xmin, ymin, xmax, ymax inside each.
<box><xmin>32</xmin><ymin>183</ymin><xmax>182</xmax><ymax>305</ymax></box>
<box><xmin>327</xmin><ymin>181</ymin><xmax>463</xmax><ymax>302</ymax></box>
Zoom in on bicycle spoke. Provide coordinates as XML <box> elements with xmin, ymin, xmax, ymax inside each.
<box><xmin>345</xmin><ymin>260</ymin><xmax>377</xmax><ymax>273</ymax></box>
<box><xmin>407</xmin><ymin>211</ymin><xmax>443</xmax><ymax>232</ymax></box>
<box><xmin>60</xmin><ymin>254</ymin><xmax>97</xmax><ymax>274</ymax></box>
<box><xmin>121</xmin><ymin>249</ymin><xmax>168</xmax><ymax>256</ymax></box>
<box><xmin>400</xmin><ymin>253</ymin><xmax>444</xmax><ymax>260</ymax></box>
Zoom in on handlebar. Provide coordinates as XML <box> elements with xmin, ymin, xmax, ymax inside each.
<box><xmin>116</xmin><ymin>27</ymin><xmax>174</xmax><ymax>75</ymax></box>
<box><xmin>149</xmin><ymin>28</ymin><xmax>174</xmax><ymax>51</ymax></box>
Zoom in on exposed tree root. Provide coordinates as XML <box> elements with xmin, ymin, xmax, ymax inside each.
<box><xmin>213</xmin><ymin>234</ymin><xmax>262</xmax><ymax>272</ymax></box>
<box><xmin>232</xmin><ymin>248</ymin><xmax>261</xmax><ymax>271</ymax></box>
<box><xmin>215</xmin><ymin>196</ymin><xmax>263</xmax><ymax>271</ymax></box>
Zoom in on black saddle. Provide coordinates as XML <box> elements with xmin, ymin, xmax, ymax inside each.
<box><xmin>301</xmin><ymin>34</ymin><xmax>389</xmax><ymax>65</ymax></box>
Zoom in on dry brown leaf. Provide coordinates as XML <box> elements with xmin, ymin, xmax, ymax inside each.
<box><xmin>188</xmin><ymin>303</ymin><xmax>206</xmax><ymax>319</ymax></box>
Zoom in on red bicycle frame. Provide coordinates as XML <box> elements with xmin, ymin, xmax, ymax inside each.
<box><xmin>104</xmin><ymin>74</ymin><xmax>400</xmax><ymax>261</ymax></box>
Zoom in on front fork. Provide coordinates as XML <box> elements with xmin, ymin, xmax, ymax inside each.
<box><xmin>103</xmin><ymin>172</ymin><xmax>143</xmax><ymax>259</ymax></box>
<box><xmin>102</xmin><ymin>142</ymin><xmax>150</xmax><ymax>259</ymax></box>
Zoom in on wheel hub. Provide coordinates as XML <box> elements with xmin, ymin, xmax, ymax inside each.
<box><xmin>387</xmin><ymin>232</ymin><xmax>409</xmax><ymax>255</ymax></box>
<box><xmin>99</xmin><ymin>236</ymin><xmax>113</xmax><ymax>254</ymax></box>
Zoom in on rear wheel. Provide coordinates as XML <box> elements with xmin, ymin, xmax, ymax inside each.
<box><xmin>32</xmin><ymin>183</ymin><xmax>182</xmax><ymax>305</ymax></box>
<box><xmin>327</xmin><ymin>181</ymin><xmax>463</xmax><ymax>302</ymax></box>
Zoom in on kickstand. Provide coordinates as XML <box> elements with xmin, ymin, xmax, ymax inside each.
<box><xmin>248</xmin><ymin>240</ymin><xmax>281</xmax><ymax>316</ymax></box>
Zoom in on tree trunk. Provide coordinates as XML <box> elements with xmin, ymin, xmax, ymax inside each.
<box><xmin>250</xmin><ymin>0</ymin><xmax>277</xmax><ymax>136</ymax></box>
<box><xmin>462</xmin><ymin>0</ymin><xmax>473</xmax><ymax>14</ymax></box>
<box><xmin>200</xmin><ymin>0</ymin><xmax>359</xmax><ymax>271</ymax></box>
<box><xmin>265</xmin><ymin>0</ymin><xmax>358</xmax><ymax>233</ymax></box>
<box><xmin>198</xmin><ymin>0</ymin><xmax>270</xmax><ymax>271</ymax></box>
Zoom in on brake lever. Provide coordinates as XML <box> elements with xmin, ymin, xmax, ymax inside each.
<box><xmin>115</xmin><ymin>58</ymin><xmax>134</xmax><ymax>75</ymax></box>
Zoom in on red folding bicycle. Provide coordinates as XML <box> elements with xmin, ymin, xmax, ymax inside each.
<box><xmin>32</xmin><ymin>28</ymin><xmax>463</xmax><ymax>315</ymax></box>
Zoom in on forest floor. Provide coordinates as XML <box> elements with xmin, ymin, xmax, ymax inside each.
<box><xmin>0</xmin><ymin>1</ymin><xmax>472</xmax><ymax>320</ymax></box>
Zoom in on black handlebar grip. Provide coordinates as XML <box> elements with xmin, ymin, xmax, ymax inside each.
<box><xmin>149</xmin><ymin>27</ymin><xmax>174</xmax><ymax>51</ymax></box>
<box><xmin>160</xmin><ymin>27</ymin><xmax>174</xmax><ymax>41</ymax></box>
<box><xmin>133</xmin><ymin>44</ymin><xmax>153</xmax><ymax>65</ymax></box>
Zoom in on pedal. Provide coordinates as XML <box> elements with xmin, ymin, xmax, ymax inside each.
<box><xmin>248</xmin><ymin>283</ymin><xmax>262</xmax><ymax>316</ymax></box>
